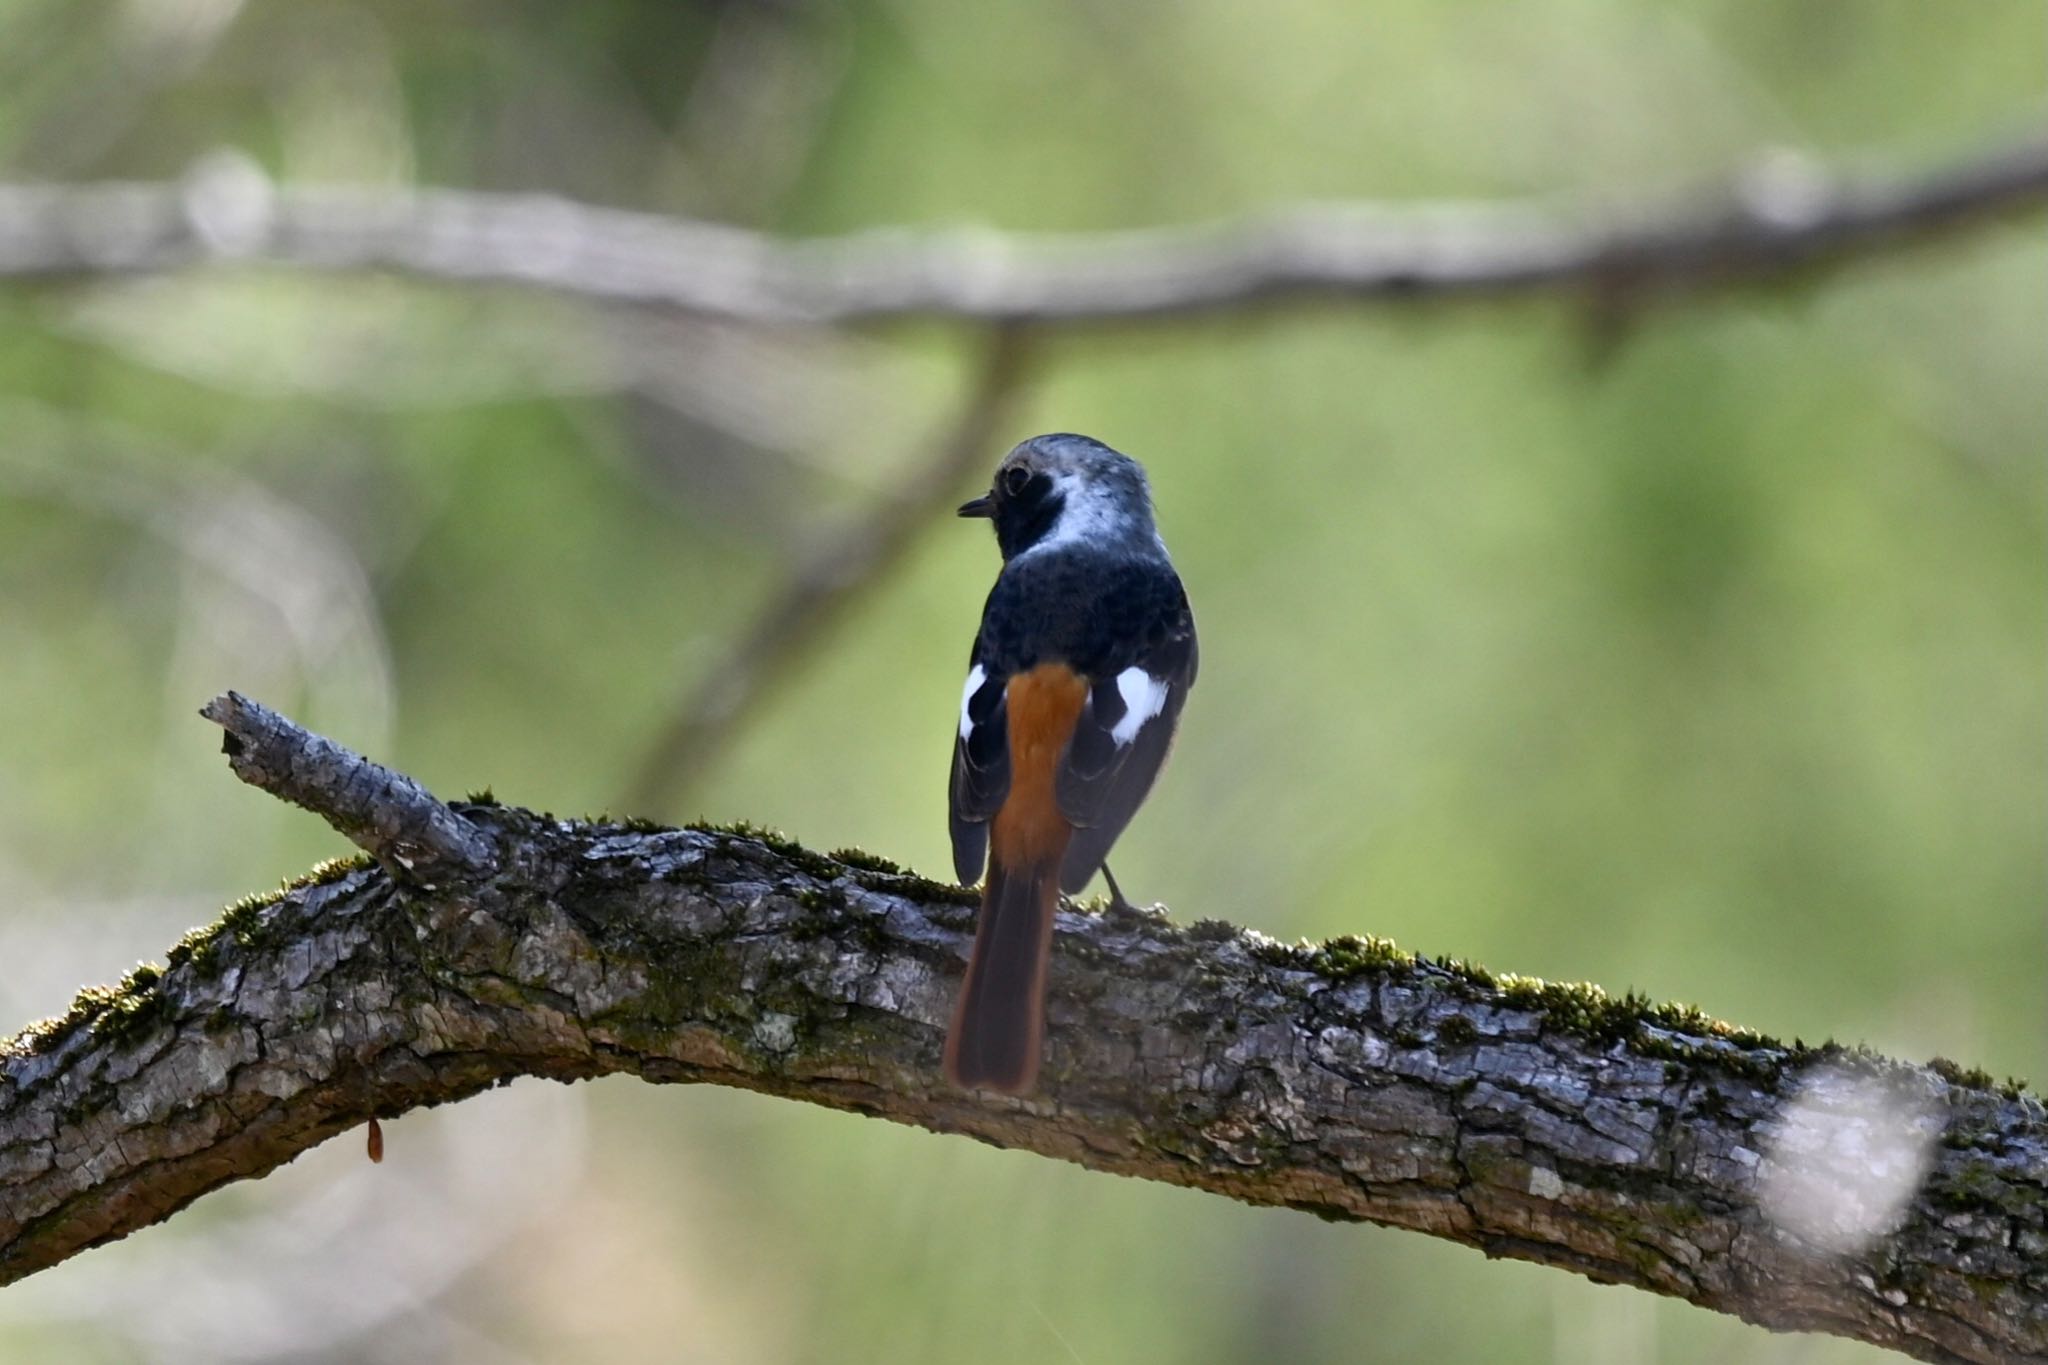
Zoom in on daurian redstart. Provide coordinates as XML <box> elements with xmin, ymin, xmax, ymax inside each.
<box><xmin>946</xmin><ymin>434</ymin><xmax>1197</xmax><ymax>1095</ymax></box>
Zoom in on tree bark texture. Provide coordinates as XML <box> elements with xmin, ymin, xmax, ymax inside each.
<box><xmin>1</xmin><ymin>697</ymin><xmax>2041</xmax><ymax>1363</ymax></box>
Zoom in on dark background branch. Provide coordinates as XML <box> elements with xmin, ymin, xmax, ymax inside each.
<box><xmin>3</xmin><ymin>698</ymin><xmax>2042</xmax><ymax>1364</ymax></box>
<box><xmin>622</xmin><ymin>325</ymin><xmax>1032</xmax><ymax>813</ymax></box>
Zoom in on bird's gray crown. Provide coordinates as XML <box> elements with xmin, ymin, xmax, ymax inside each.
<box><xmin>993</xmin><ymin>433</ymin><xmax>1164</xmax><ymax>560</ymax></box>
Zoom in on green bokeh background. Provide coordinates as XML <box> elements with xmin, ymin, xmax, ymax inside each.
<box><xmin>0</xmin><ymin>3</ymin><xmax>2041</xmax><ymax>1362</ymax></box>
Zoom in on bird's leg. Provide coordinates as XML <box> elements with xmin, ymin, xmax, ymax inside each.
<box><xmin>1100</xmin><ymin>862</ymin><xmax>1138</xmax><ymax>916</ymax></box>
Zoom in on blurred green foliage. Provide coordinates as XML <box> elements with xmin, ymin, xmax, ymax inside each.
<box><xmin>0</xmin><ymin>2</ymin><xmax>2041</xmax><ymax>1362</ymax></box>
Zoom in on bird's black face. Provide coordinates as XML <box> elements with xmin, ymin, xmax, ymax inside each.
<box><xmin>959</xmin><ymin>461</ymin><xmax>1064</xmax><ymax>560</ymax></box>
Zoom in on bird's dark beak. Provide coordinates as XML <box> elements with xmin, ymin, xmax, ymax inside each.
<box><xmin>957</xmin><ymin>494</ymin><xmax>995</xmax><ymax>518</ymax></box>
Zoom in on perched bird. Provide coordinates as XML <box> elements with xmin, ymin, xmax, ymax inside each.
<box><xmin>946</xmin><ymin>433</ymin><xmax>1198</xmax><ymax>1095</ymax></box>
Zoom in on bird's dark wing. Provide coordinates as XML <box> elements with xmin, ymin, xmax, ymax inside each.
<box><xmin>1055</xmin><ymin>576</ymin><xmax>1197</xmax><ymax>895</ymax></box>
<box><xmin>948</xmin><ymin>650</ymin><xmax>1010</xmax><ymax>884</ymax></box>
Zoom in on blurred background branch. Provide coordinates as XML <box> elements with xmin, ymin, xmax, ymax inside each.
<box><xmin>0</xmin><ymin>130</ymin><xmax>2042</xmax><ymax>324</ymax></box>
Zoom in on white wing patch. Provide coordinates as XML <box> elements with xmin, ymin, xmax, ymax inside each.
<box><xmin>1110</xmin><ymin>666</ymin><xmax>1169</xmax><ymax>746</ymax></box>
<box><xmin>958</xmin><ymin>664</ymin><xmax>987</xmax><ymax>740</ymax></box>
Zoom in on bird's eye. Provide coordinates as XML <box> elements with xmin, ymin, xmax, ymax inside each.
<box><xmin>1002</xmin><ymin>466</ymin><xmax>1033</xmax><ymax>498</ymax></box>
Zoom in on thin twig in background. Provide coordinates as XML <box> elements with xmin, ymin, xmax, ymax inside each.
<box><xmin>621</xmin><ymin>326</ymin><xmax>1032</xmax><ymax>814</ymax></box>
<box><xmin>0</xmin><ymin>131</ymin><xmax>2041</xmax><ymax>325</ymax></box>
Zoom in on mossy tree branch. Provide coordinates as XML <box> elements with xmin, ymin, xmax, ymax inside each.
<box><xmin>2</xmin><ymin>698</ymin><xmax>2042</xmax><ymax>1363</ymax></box>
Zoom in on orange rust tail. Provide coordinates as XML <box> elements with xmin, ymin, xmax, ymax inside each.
<box><xmin>946</xmin><ymin>662</ymin><xmax>1085</xmax><ymax>1095</ymax></box>
<box><xmin>944</xmin><ymin>844</ymin><xmax>1064</xmax><ymax>1095</ymax></box>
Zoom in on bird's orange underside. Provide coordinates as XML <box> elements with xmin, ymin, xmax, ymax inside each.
<box><xmin>993</xmin><ymin>662</ymin><xmax>1087</xmax><ymax>862</ymax></box>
